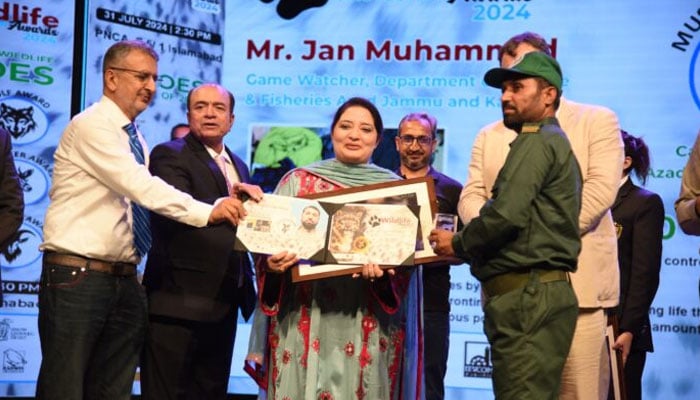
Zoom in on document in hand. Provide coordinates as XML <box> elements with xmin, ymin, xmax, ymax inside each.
<box><xmin>235</xmin><ymin>177</ymin><xmax>438</xmax><ymax>281</ymax></box>
<box><xmin>234</xmin><ymin>194</ymin><xmax>418</xmax><ymax>266</ymax></box>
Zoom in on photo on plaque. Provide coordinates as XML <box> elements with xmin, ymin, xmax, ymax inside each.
<box><xmin>234</xmin><ymin>195</ymin><xmax>328</xmax><ymax>260</ymax></box>
<box><xmin>234</xmin><ymin>195</ymin><xmax>418</xmax><ymax>266</ymax></box>
<box><xmin>325</xmin><ymin>203</ymin><xmax>418</xmax><ymax>265</ymax></box>
<box><xmin>292</xmin><ymin>177</ymin><xmax>437</xmax><ymax>282</ymax></box>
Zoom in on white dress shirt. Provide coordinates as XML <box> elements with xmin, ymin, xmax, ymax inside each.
<box><xmin>41</xmin><ymin>96</ymin><xmax>213</xmax><ymax>263</ymax></box>
<box><xmin>206</xmin><ymin>146</ymin><xmax>241</xmax><ymax>185</ymax></box>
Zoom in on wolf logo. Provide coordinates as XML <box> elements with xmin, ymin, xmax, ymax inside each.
<box><xmin>0</xmin><ymin>103</ymin><xmax>37</xmax><ymax>140</ymax></box>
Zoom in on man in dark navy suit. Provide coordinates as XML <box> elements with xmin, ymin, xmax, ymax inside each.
<box><xmin>141</xmin><ymin>83</ymin><xmax>259</xmax><ymax>399</ymax></box>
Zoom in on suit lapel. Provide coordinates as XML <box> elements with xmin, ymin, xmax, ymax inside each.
<box><xmin>185</xmin><ymin>134</ymin><xmax>229</xmax><ymax>196</ymax></box>
<box><xmin>226</xmin><ymin>147</ymin><xmax>250</xmax><ymax>183</ymax></box>
<box><xmin>612</xmin><ymin>178</ymin><xmax>633</xmax><ymax>211</ymax></box>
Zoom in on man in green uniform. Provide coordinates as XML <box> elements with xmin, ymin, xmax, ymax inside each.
<box><xmin>429</xmin><ymin>51</ymin><xmax>581</xmax><ymax>400</ymax></box>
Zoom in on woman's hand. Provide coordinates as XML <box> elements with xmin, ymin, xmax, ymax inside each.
<box><xmin>266</xmin><ymin>251</ymin><xmax>298</xmax><ymax>274</ymax></box>
<box><xmin>352</xmin><ymin>263</ymin><xmax>394</xmax><ymax>281</ymax></box>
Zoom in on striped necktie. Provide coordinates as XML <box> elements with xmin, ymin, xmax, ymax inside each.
<box><xmin>123</xmin><ymin>123</ymin><xmax>152</xmax><ymax>257</ymax></box>
<box><xmin>215</xmin><ymin>154</ymin><xmax>234</xmax><ymax>196</ymax></box>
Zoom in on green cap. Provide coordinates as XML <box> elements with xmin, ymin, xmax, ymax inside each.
<box><xmin>484</xmin><ymin>51</ymin><xmax>563</xmax><ymax>92</ymax></box>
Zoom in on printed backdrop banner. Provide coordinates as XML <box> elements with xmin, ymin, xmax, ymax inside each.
<box><xmin>0</xmin><ymin>0</ymin><xmax>227</xmax><ymax>396</ymax></box>
<box><xmin>0</xmin><ymin>0</ymin><xmax>74</xmax><ymax>391</ymax></box>
<box><xmin>0</xmin><ymin>0</ymin><xmax>699</xmax><ymax>398</ymax></box>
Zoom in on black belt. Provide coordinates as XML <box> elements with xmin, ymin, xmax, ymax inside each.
<box><xmin>482</xmin><ymin>268</ymin><xmax>569</xmax><ymax>297</ymax></box>
<box><xmin>43</xmin><ymin>252</ymin><xmax>137</xmax><ymax>277</ymax></box>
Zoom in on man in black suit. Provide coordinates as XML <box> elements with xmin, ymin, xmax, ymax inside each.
<box><xmin>141</xmin><ymin>83</ymin><xmax>260</xmax><ymax>399</ymax></box>
<box><xmin>611</xmin><ymin>131</ymin><xmax>664</xmax><ymax>400</ymax></box>
<box><xmin>0</xmin><ymin>127</ymin><xmax>24</xmax><ymax>302</ymax></box>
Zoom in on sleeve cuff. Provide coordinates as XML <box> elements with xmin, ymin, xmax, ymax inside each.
<box><xmin>451</xmin><ymin>234</ymin><xmax>466</xmax><ymax>258</ymax></box>
<box><xmin>188</xmin><ymin>200</ymin><xmax>215</xmax><ymax>227</ymax></box>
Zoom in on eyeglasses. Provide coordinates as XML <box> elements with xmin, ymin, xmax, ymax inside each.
<box><xmin>108</xmin><ymin>66</ymin><xmax>158</xmax><ymax>83</ymax></box>
<box><xmin>398</xmin><ymin>135</ymin><xmax>434</xmax><ymax>146</ymax></box>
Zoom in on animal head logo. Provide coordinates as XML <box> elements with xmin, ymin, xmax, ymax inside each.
<box><xmin>0</xmin><ymin>103</ymin><xmax>37</xmax><ymax>140</ymax></box>
<box><xmin>259</xmin><ymin>0</ymin><xmax>328</xmax><ymax>19</ymax></box>
<box><xmin>16</xmin><ymin>167</ymin><xmax>33</xmax><ymax>193</ymax></box>
<box><xmin>12</xmin><ymin>157</ymin><xmax>50</xmax><ymax>205</ymax></box>
<box><xmin>0</xmin><ymin>97</ymin><xmax>49</xmax><ymax>144</ymax></box>
<box><xmin>1</xmin><ymin>229</ymin><xmax>35</xmax><ymax>263</ymax></box>
<box><xmin>0</xmin><ymin>221</ymin><xmax>42</xmax><ymax>268</ymax></box>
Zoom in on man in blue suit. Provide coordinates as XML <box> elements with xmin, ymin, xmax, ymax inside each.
<box><xmin>141</xmin><ymin>83</ymin><xmax>259</xmax><ymax>399</ymax></box>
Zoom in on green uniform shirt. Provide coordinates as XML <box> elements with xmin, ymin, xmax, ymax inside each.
<box><xmin>452</xmin><ymin>117</ymin><xmax>582</xmax><ymax>282</ymax></box>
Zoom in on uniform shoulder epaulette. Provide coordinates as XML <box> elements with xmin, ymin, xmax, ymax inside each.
<box><xmin>520</xmin><ymin>122</ymin><xmax>540</xmax><ymax>134</ymax></box>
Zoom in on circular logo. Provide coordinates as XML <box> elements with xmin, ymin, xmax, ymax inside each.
<box><xmin>689</xmin><ymin>42</ymin><xmax>700</xmax><ymax>111</ymax></box>
<box><xmin>0</xmin><ymin>96</ymin><xmax>49</xmax><ymax>145</ymax></box>
<box><xmin>0</xmin><ymin>222</ymin><xmax>42</xmax><ymax>269</ymax></box>
<box><xmin>13</xmin><ymin>158</ymin><xmax>50</xmax><ymax>205</ymax></box>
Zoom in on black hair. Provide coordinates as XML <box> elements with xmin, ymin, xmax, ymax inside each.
<box><xmin>398</xmin><ymin>112</ymin><xmax>438</xmax><ymax>138</ymax></box>
<box><xmin>622</xmin><ymin>129</ymin><xmax>651</xmax><ymax>185</ymax></box>
<box><xmin>331</xmin><ymin>97</ymin><xmax>383</xmax><ymax>141</ymax></box>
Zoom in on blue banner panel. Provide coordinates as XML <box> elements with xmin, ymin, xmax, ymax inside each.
<box><xmin>0</xmin><ymin>0</ymin><xmax>74</xmax><ymax>395</ymax></box>
<box><xmin>83</xmin><ymin>0</ymin><xmax>225</xmax><ymax>145</ymax></box>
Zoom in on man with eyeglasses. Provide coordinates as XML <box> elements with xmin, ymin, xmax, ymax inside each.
<box><xmin>37</xmin><ymin>40</ymin><xmax>262</xmax><ymax>399</ymax></box>
<box><xmin>394</xmin><ymin>112</ymin><xmax>462</xmax><ymax>400</ymax></box>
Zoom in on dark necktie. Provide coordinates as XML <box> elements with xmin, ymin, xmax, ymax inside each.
<box><xmin>123</xmin><ymin>123</ymin><xmax>152</xmax><ymax>257</ymax></box>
